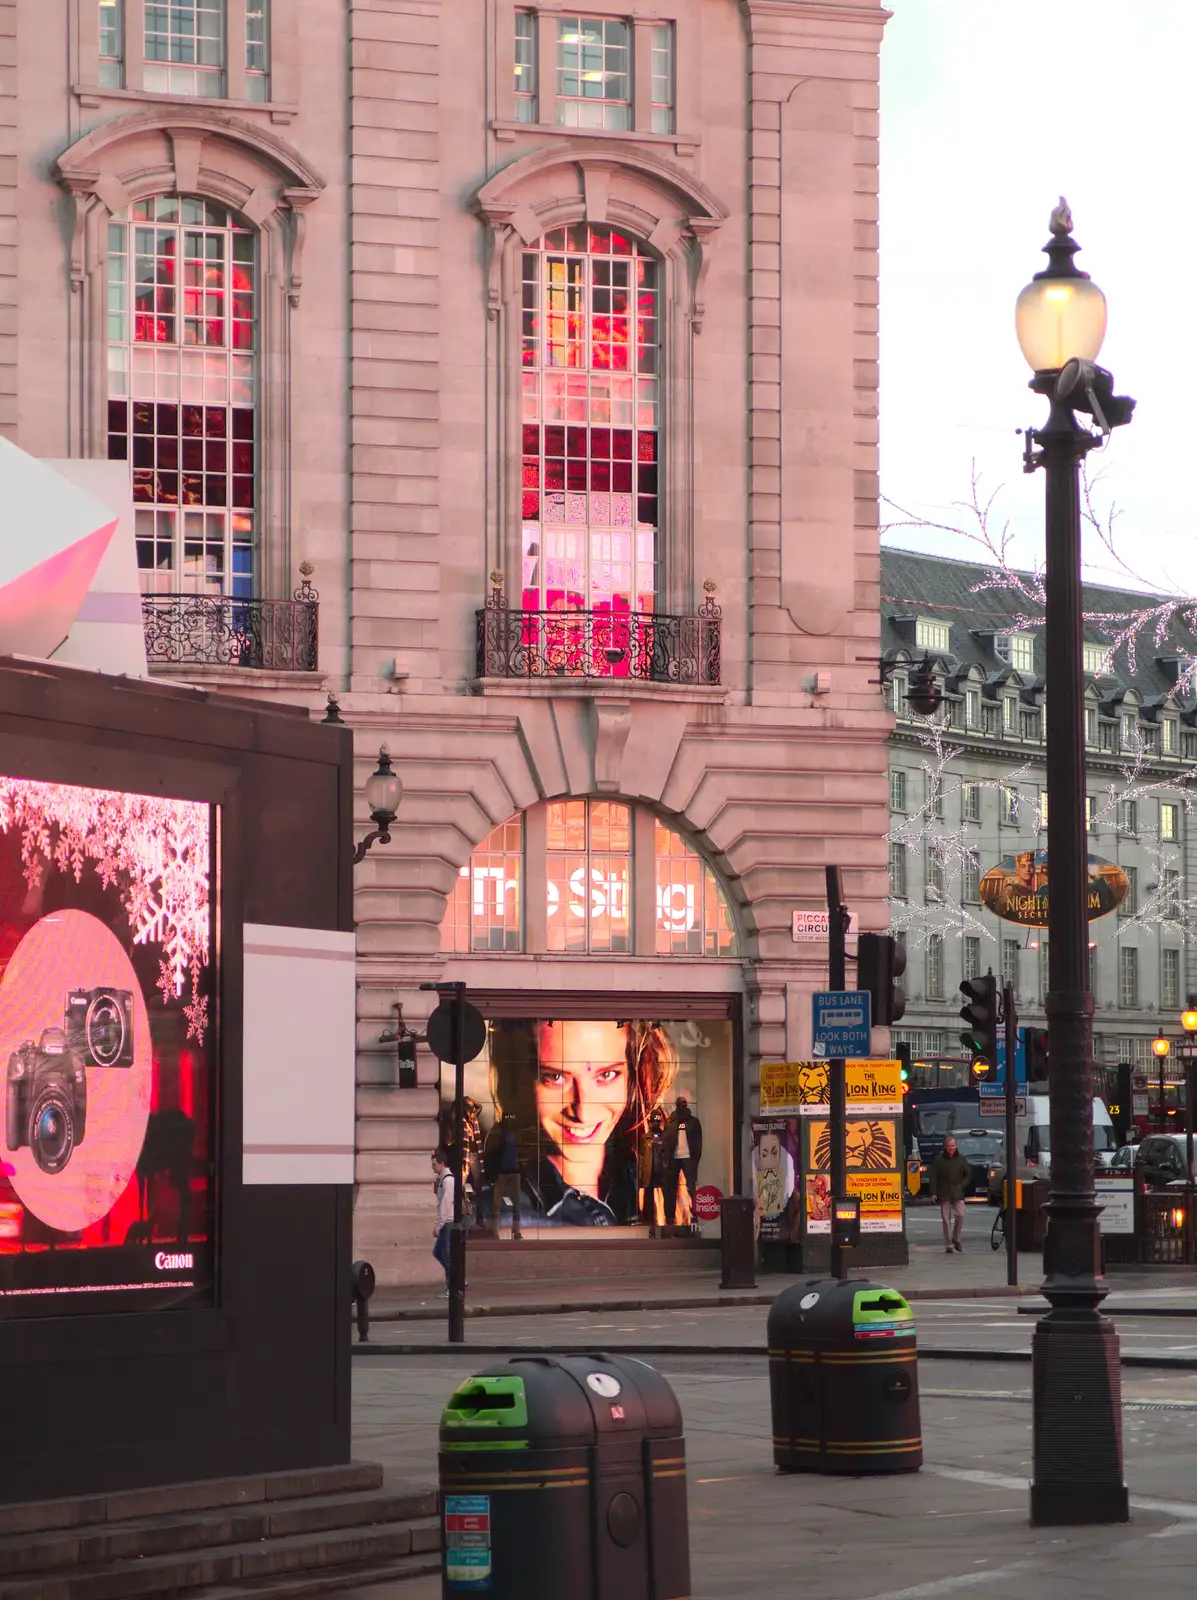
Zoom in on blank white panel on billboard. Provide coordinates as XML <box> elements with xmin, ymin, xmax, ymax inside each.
<box><xmin>242</xmin><ymin>924</ymin><xmax>356</xmax><ymax>1185</ymax></box>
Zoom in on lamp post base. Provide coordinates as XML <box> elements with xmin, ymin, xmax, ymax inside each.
<box><xmin>1030</xmin><ymin>1309</ymin><xmax>1127</xmax><ymax>1526</ymax></box>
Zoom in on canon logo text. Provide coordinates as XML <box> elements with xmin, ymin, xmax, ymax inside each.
<box><xmin>155</xmin><ymin>1251</ymin><xmax>194</xmax><ymax>1270</ymax></box>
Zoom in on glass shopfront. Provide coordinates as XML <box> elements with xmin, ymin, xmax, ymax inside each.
<box><xmin>437</xmin><ymin>1011</ymin><xmax>736</xmax><ymax>1235</ymax></box>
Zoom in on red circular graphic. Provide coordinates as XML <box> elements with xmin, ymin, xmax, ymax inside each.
<box><xmin>694</xmin><ymin>1185</ymin><xmax>723</xmax><ymax>1222</ymax></box>
<box><xmin>0</xmin><ymin>910</ymin><xmax>151</xmax><ymax>1231</ymax></box>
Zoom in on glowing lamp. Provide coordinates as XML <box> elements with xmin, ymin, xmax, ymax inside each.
<box><xmin>1182</xmin><ymin>1007</ymin><xmax>1197</xmax><ymax>1036</ymax></box>
<box><xmin>1015</xmin><ymin>198</ymin><xmax>1107</xmax><ymax>375</ymax></box>
<box><xmin>1153</xmin><ymin>1035</ymin><xmax>1171</xmax><ymax>1060</ymax></box>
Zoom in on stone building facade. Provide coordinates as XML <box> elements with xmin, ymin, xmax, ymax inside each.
<box><xmin>883</xmin><ymin>548</ymin><xmax>1197</xmax><ymax>1090</ymax></box>
<box><xmin>2</xmin><ymin>0</ymin><xmax>892</xmax><ymax>1283</ymax></box>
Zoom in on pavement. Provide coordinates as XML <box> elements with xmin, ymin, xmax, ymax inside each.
<box><xmin>341</xmin><ymin>1349</ymin><xmax>1197</xmax><ymax>1599</ymax></box>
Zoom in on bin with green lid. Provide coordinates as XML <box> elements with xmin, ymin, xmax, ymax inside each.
<box><xmin>766</xmin><ymin>1277</ymin><xmax>921</xmax><ymax>1474</ymax></box>
<box><xmin>438</xmin><ymin>1353</ymin><xmax>690</xmax><ymax>1598</ymax></box>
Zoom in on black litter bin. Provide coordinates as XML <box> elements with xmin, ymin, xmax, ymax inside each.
<box><xmin>767</xmin><ymin>1277</ymin><xmax>921</xmax><ymax>1474</ymax></box>
<box><xmin>439</xmin><ymin>1353</ymin><xmax>690</xmax><ymax>1599</ymax></box>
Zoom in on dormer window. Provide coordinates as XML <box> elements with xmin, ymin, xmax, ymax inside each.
<box><xmin>914</xmin><ymin>617</ymin><xmax>949</xmax><ymax>653</ymax></box>
<box><xmin>995</xmin><ymin>631</ymin><xmax>1035</xmax><ymax>673</ymax></box>
<box><xmin>1083</xmin><ymin>641</ymin><xmax>1110</xmax><ymax>675</ymax></box>
<box><xmin>1162</xmin><ymin>718</ymin><xmax>1177</xmax><ymax>755</ymax></box>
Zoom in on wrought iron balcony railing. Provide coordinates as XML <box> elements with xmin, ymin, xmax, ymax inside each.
<box><xmin>141</xmin><ymin>572</ymin><xmax>319</xmax><ymax>672</ymax></box>
<box><xmin>476</xmin><ymin>584</ymin><xmax>722</xmax><ymax>686</ymax></box>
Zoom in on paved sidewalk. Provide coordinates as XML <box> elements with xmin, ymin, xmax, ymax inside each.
<box><xmin>342</xmin><ymin>1351</ymin><xmax>1197</xmax><ymax>1599</ymax></box>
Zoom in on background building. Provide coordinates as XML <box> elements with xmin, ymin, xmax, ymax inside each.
<box><xmin>883</xmin><ymin>548</ymin><xmax>1196</xmax><ymax>1078</ymax></box>
<box><xmin>1</xmin><ymin>0</ymin><xmax>893</xmax><ymax>1282</ymax></box>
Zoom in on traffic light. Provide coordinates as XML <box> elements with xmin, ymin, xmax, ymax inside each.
<box><xmin>1026</xmin><ymin>1027</ymin><xmax>1049</xmax><ymax>1084</ymax></box>
<box><xmin>895</xmin><ymin>1042</ymin><xmax>911</xmax><ymax>1094</ymax></box>
<box><xmin>958</xmin><ymin>973</ymin><xmax>998</xmax><ymax>1069</ymax></box>
<box><xmin>1112</xmin><ymin>1062</ymin><xmax>1132</xmax><ymax>1144</ymax></box>
<box><xmin>858</xmin><ymin>933</ymin><xmax>907</xmax><ymax>1026</ymax></box>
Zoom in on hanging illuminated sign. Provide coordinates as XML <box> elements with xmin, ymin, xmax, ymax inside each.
<box><xmin>978</xmin><ymin>849</ymin><xmax>1128</xmax><ymax>927</ymax></box>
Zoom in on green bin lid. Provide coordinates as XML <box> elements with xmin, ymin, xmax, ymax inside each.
<box><xmin>851</xmin><ymin>1288</ymin><xmax>913</xmax><ymax>1325</ymax></box>
<box><xmin>441</xmin><ymin>1374</ymin><xmax>530</xmax><ymax>1451</ymax></box>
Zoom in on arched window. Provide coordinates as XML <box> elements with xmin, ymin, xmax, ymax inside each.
<box><xmin>106</xmin><ymin>197</ymin><xmax>258</xmax><ymax>597</ymax></box>
<box><xmin>441</xmin><ymin>802</ymin><xmax>738</xmax><ymax>957</ymax></box>
<box><xmin>520</xmin><ymin>225</ymin><xmax>659</xmax><ymax>621</ymax></box>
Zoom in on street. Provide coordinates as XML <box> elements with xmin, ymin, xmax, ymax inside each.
<box><xmin>348</xmin><ymin>1349</ymin><xmax>1197</xmax><ymax>1600</ymax></box>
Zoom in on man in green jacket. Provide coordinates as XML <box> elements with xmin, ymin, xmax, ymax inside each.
<box><xmin>930</xmin><ymin>1135</ymin><xmax>972</xmax><ymax>1253</ymax></box>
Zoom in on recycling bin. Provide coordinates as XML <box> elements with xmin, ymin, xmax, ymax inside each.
<box><xmin>767</xmin><ymin>1277</ymin><xmax>921</xmax><ymax>1475</ymax></box>
<box><xmin>439</xmin><ymin>1353</ymin><xmax>690</xmax><ymax>1599</ymax></box>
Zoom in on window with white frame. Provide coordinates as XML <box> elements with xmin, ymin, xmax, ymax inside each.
<box><xmin>962</xmin><ymin>780</ymin><xmax>981</xmax><ymax>824</ymax></box>
<box><xmin>889</xmin><ymin>841</ymin><xmax>908</xmax><ymax>899</ymax></box>
<box><xmin>99</xmin><ymin>0</ymin><xmax>123</xmax><ymax>85</ymax></box>
<box><xmin>1163</xmin><ymin>948</ymin><xmax>1182</xmax><ymax>1011</ymax></box>
<box><xmin>653</xmin><ymin>818</ymin><xmax>737</xmax><ymax>955</ymax></box>
<box><xmin>1142</xmin><ymin>724</ymin><xmax>1159</xmax><ymax>753</ymax></box>
<box><xmin>963</xmin><ymin>936</ymin><xmax>981</xmax><ymax>982</ymax></box>
<box><xmin>925</xmin><ymin>842</ymin><xmax>945</xmax><ymax>900</ymax></box>
<box><xmin>1099</xmin><ymin>721</ymin><xmax>1116</xmax><ymax>752</ymax></box>
<box><xmin>996</xmin><ymin>632</ymin><xmax>1035</xmax><ymax>673</ymax></box>
<box><xmin>889</xmin><ymin>673</ymin><xmax>907</xmax><ymax>716</ymax></box>
<box><xmin>1119</xmin><ymin>865</ymin><xmax>1137</xmax><ymax>917</ymax></box>
<box><xmin>926</xmin><ymin>771</ymin><xmax>944</xmax><ymax>819</ymax></box>
<box><xmin>108</xmin><ymin>198</ymin><xmax>258</xmax><ymax>596</ymax></box>
<box><xmin>555</xmin><ymin>16</ymin><xmax>631</xmax><ymax>129</ymax></box>
<box><xmin>1038</xmin><ymin>790</ymin><xmax>1049</xmax><ymax>830</ymax></box>
<box><xmin>1085</xmin><ymin>795</ymin><xmax>1097</xmax><ymax>832</ymax></box>
<box><xmin>915</xmin><ymin>617</ymin><xmax>949</xmax><ymax>652</ymax></box>
<box><xmin>1161</xmin><ymin>802</ymin><xmax>1179</xmax><ymax>842</ymax></box>
<box><xmin>1085</xmin><ymin>705</ymin><xmax>1098</xmax><ymax>744</ymax></box>
<box><xmin>144</xmin><ymin>0</ymin><xmax>226</xmax><ymax>95</ymax></box>
<box><xmin>1162</xmin><ymin>868</ymin><xmax>1181</xmax><ymax>918</ymax></box>
<box><xmin>1002</xmin><ymin>938</ymin><xmax>1019</xmax><ymax>996</ymax></box>
<box><xmin>1002</xmin><ymin>696</ymin><xmax>1017</xmax><ymax>733</ymax></box>
<box><xmin>514</xmin><ymin>11</ymin><xmax>537</xmax><ymax>121</ymax></box>
<box><xmin>1083</xmin><ymin>642</ymin><xmax>1110</xmax><ymax>675</ymax></box>
<box><xmin>1119</xmin><ymin>946</ymin><xmax>1139</xmax><ymax>1009</ymax></box>
<box><xmin>1162</xmin><ymin>717</ymin><xmax>1177</xmax><ymax>754</ymax></box>
<box><xmin>245</xmin><ymin>0</ymin><xmax>269</xmax><ymax>99</ymax></box>
<box><xmin>1118</xmin><ymin>798</ymin><xmax>1137</xmax><ymax>835</ymax></box>
<box><xmin>965</xmin><ymin>689</ymin><xmax>980</xmax><ymax>729</ymax></box>
<box><xmin>1000</xmin><ymin>785</ymin><xmax>1019</xmax><ymax>826</ymax></box>
<box><xmin>926</xmin><ymin>934</ymin><xmax>944</xmax><ymax>1000</ymax></box>
<box><xmin>962</xmin><ymin>850</ymin><xmax>980</xmax><ymax>902</ymax></box>
<box><xmin>547</xmin><ymin>797</ymin><xmax>632</xmax><ymax>952</ymax></box>
<box><xmin>649</xmin><ymin>24</ymin><xmax>675</xmax><ymax>133</ymax></box>
<box><xmin>520</xmin><ymin>225</ymin><xmax>659</xmax><ymax>637</ymax></box>
<box><xmin>1121</xmin><ymin>713</ymin><xmax>1137</xmax><ymax>749</ymax></box>
<box><xmin>889</xmin><ymin>770</ymin><xmax>907</xmax><ymax>813</ymax></box>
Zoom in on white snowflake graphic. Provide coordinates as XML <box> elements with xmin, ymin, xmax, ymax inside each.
<box><xmin>0</xmin><ymin>778</ymin><xmax>211</xmax><ymax>1041</ymax></box>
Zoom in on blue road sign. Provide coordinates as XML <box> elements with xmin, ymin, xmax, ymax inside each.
<box><xmin>812</xmin><ymin>990</ymin><xmax>872</xmax><ymax>1059</ymax></box>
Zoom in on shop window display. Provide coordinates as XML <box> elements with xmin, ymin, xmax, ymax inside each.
<box><xmin>439</xmin><ymin>1015</ymin><xmax>733</xmax><ymax>1235</ymax></box>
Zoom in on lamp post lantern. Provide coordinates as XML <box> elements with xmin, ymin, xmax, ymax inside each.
<box><xmin>1019</xmin><ymin>199</ymin><xmax>1134</xmax><ymax>1528</ymax></box>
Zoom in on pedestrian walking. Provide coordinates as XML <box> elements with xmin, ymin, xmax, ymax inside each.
<box><xmin>431</xmin><ymin>1148</ymin><xmax>454</xmax><ymax>1292</ymax></box>
<box><xmin>663</xmin><ymin>1096</ymin><xmax>703</xmax><ymax>1227</ymax></box>
<box><xmin>931</xmin><ymin>1134</ymin><xmax>971</xmax><ymax>1253</ymax></box>
<box><xmin>490</xmin><ymin>1112</ymin><xmax>524</xmax><ymax>1240</ymax></box>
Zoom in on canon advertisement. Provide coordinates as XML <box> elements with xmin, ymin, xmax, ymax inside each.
<box><xmin>0</xmin><ymin>775</ymin><xmax>215</xmax><ymax>1315</ymax></box>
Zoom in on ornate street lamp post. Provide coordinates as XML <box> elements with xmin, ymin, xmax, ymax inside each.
<box><xmin>1017</xmin><ymin>199</ymin><xmax>1134</xmax><ymax>1527</ymax></box>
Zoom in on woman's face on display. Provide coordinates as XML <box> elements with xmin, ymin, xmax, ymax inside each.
<box><xmin>535</xmin><ymin>1020</ymin><xmax>630</xmax><ymax>1155</ymax></box>
<box><xmin>759</xmin><ymin>1133</ymin><xmax>781</xmax><ymax>1173</ymax></box>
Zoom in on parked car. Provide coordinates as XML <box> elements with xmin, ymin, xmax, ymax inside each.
<box><xmin>1109</xmin><ymin>1143</ymin><xmax>1140</xmax><ymax>1174</ymax></box>
<box><xmin>937</xmin><ymin>1129</ymin><xmax>1005</xmax><ymax>1201</ymax></box>
<box><xmin>1135</xmin><ymin>1134</ymin><xmax>1197</xmax><ymax>1191</ymax></box>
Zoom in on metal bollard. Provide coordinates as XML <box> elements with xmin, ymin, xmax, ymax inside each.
<box><xmin>351</xmin><ymin>1259</ymin><xmax>376</xmax><ymax>1342</ymax></box>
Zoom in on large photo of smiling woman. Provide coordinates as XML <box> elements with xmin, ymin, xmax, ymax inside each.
<box><xmin>487</xmin><ymin>1018</ymin><xmax>678</xmax><ymax>1226</ymax></box>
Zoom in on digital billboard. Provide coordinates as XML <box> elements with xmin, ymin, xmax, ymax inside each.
<box><xmin>0</xmin><ymin>775</ymin><xmax>215</xmax><ymax>1314</ymax></box>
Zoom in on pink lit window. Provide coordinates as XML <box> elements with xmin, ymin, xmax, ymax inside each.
<box><xmin>107</xmin><ymin>197</ymin><xmax>257</xmax><ymax>597</ymax></box>
<box><xmin>441</xmin><ymin>818</ymin><xmax>525</xmax><ymax>953</ymax></box>
<box><xmin>654</xmin><ymin>818</ymin><xmax>738</xmax><ymax>956</ymax></box>
<box><xmin>520</xmin><ymin>225</ymin><xmax>659</xmax><ymax>636</ymax></box>
<box><xmin>546</xmin><ymin>799</ymin><xmax>632</xmax><ymax>954</ymax></box>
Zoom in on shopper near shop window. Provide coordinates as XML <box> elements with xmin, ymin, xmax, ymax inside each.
<box><xmin>431</xmin><ymin>1148</ymin><xmax>454</xmax><ymax>1291</ymax></box>
<box><xmin>638</xmin><ymin>1106</ymin><xmax>668</xmax><ymax>1234</ymax></box>
<box><xmin>664</xmin><ymin>1096</ymin><xmax>703</xmax><ymax>1227</ymax></box>
<box><xmin>488</xmin><ymin>1112</ymin><xmax>524</xmax><ymax>1240</ymax></box>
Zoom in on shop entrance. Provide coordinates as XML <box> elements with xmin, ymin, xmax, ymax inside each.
<box><xmin>436</xmin><ymin>990</ymin><xmax>742</xmax><ymax>1248</ymax></box>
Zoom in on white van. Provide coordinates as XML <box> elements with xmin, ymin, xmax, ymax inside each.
<box><xmin>1015</xmin><ymin>1094</ymin><xmax>1116</xmax><ymax>1180</ymax></box>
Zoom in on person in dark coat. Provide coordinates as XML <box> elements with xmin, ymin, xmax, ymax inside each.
<box><xmin>663</xmin><ymin>1096</ymin><xmax>703</xmax><ymax>1226</ymax></box>
<box><xmin>489</xmin><ymin>1112</ymin><xmax>524</xmax><ymax>1240</ymax></box>
<box><xmin>930</xmin><ymin>1134</ymin><xmax>972</xmax><ymax>1253</ymax></box>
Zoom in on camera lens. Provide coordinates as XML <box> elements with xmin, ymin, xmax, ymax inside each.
<box><xmin>86</xmin><ymin>995</ymin><xmax>125</xmax><ymax>1068</ymax></box>
<box><xmin>30</xmin><ymin>1090</ymin><xmax>75</xmax><ymax>1175</ymax></box>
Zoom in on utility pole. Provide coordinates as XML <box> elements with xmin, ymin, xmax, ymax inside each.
<box><xmin>1004</xmin><ymin>985</ymin><xmax>1018</xmax><ymax>1288</ymax></box>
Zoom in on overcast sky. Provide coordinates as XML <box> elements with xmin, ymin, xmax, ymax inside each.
<box><xmin>879</xmin><ymin>1</ymin><xmax>1197</xmax><ymax>595</ymax></box>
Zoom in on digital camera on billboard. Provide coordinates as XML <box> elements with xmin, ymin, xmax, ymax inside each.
<box><xmin>65</xmin><ymin>987</ymin><xmax>134</xmax><ymax>1069</ymax></box>
<box><xmin>5</xmin><ymin>1028</ymin><xmax>88</xmax><ymax>1175</ymax></box>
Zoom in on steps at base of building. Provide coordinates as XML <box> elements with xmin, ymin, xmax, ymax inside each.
<box><xmin>0</xmin><ymin>1468</ymin><xmax>441</xmax><ymax>1600</ymax></box>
